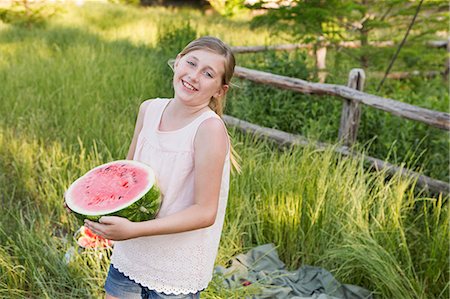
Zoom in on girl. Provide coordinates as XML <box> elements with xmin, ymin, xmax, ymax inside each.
<box><xmin>84</xmin><ymin>36</ymin><xmax>238</xmax><ymax>299</ymax></box>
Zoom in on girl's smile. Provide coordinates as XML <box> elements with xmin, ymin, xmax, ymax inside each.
<box><xmin>181</xmin><ymin>79</ymin><xmax>198</xmax><ymax>92</ymax></box>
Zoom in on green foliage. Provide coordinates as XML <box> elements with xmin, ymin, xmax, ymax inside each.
<box><xmin>0</xmin><ymin>0</ymin><xmax>61</xmax><ymax>28</ymax></box>
<box><xmin>249</xmin><ymin>0</ymin><xmax>448</xmax><ymax>41</ymax></box>
<box><xmin>208</xmin><ymin>0</ymin><xmax>247</xmax><ymax>17</ymax></box>
<box><xmin>359</xmin><ymin>77</ymin><xmax>450</xmax><ymax>181</ymax></box>
<box><xmin>155</xmin><ymin>21</ymin><xmax>198</xmax><ymax>93</ymax></box>
<box><xmin>248</xmin><ymin>0</ymin><xmax>449</xmax><ymax>68</ymax></box>
<box><xmin>226</xmin><ymin>50</ymin><xmax>341</xmax><ymax>140</ymax></box>
<box><xmin>249</xmin><ymin>0</ymin><xmax>354</xmax><ymax>43</ymax></box>
<box><xmin>156</xmin><ymin>21</ymin><xmax>197</xmax><ymax>57</ymax></box>
<box><xmin>108</xmin><ymin>0</ymin><xmax>141</xmax><ymax>5</ymax></box>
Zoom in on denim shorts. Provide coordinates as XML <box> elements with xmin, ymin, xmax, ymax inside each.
<box><xmin>104</xmin><ymin>264</ymin><xmax>201</xmax><ymax>299</ymax></box>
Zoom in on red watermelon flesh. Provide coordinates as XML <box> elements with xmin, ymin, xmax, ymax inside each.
<box><xmin>65</xmin><ymin>160</ymin><xmax>161</xmax><ymax>222</ymax></box>
<box><xmin>70</xmin><ymin>163</ymin><xmax>149</xmax><ymax>213</ymax></box>
<box><xmin>76</xmin><ymin>226</ymin><xmax>114</xmax><ymax>249</ymax></box>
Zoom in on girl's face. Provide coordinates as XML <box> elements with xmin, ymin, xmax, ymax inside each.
<box><xmin>173</xmin><ymin>49</ymin><xmax>228</xmax><ymax>107</ymax></box>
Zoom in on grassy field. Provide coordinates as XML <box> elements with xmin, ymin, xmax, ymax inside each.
<box><xmin>0</xmin><ymin>2</ymin><xmax>449</xmax><ymax>298</ymax></box>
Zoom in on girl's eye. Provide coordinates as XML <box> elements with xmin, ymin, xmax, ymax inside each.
<box><xmin>187</xmin><ymin>61</ymin><xmax>195</xmax><ymax>66</ymax></box>
<box><xmin>204</xmin><ymin>72</ymin><xmax>213</xmax><ymax>78</ymax></box>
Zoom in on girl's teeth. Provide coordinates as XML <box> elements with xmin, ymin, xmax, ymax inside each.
<box><xmin>183</xmin><ymin>81</ymin><xmax>196</xmax><ymax>91</ymax></box>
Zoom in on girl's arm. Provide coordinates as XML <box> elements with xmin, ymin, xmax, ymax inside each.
<box><xmin>85</xmin><ymin>117</ymin><xmax>229</xmax><ymax>240</ymax></box>
<box><xmin>126</xmin><ymin>100</ymin><xmax>151</xmax><ymax>160</ymax></box>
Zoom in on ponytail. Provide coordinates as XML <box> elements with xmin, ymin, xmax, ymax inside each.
<box><xmin>209</xmin><ymin>96</ymin><xmax>241</xmax><ymax>174</ymax></box>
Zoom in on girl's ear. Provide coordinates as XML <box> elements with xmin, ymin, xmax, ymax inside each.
<box><xmin>215</xmin><ymin>84</ymin><xmax>229</xmax><ymax>98</ymax></box>
<box><xmin>222</xmin><ymin>84</ymin><xmax>229</xmax><ymax>95</ymax></box>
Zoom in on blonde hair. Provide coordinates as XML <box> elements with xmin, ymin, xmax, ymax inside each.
<box><xmin>177</xmin><ymin>36</ymin><xmax>241</xmax><ymax>173</ymax></box>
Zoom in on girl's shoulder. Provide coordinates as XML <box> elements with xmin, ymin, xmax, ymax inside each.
<box><xmin>140</xmin><ymin>98</ymin><xmax>171</xmax><ymax>113</ymax></box>
<box><xmin>195</xmin><ymin>115</ymin><xmax>229</xmax><ymax>153</ymax></box>
<box><xmin>141</xmin><ymin>98</ymin><xmax>171</xmax><ymax>107</ymax></box>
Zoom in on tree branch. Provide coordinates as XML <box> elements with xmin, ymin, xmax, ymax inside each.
<box><xmin>377</xmin><ymin>0</ymin><xmax>425</xmax><ymax>92</ymax></box>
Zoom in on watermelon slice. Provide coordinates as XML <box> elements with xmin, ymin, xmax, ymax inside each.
<box><xmin>75</xmin><ymin>225</ymin><xmax>113</xmax><ymax>249</ymax></box>
<box><xmin>65</xmin><ymin>160</ymin><xmax>161</xmax><ymax>222</ymax></box>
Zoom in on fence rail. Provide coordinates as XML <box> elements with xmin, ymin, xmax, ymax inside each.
<box><xmin>230</xmin><ymin>41</ymin><xmax>394</xmax><ymax>53</ymax></box>
<box><xmin>427</xmin><ymin>39</ymin><xmax>450</xmax><ymax>48</ymax></box>
<box><xmin>234</xmin><ymin>66</ymin><xmax>450</xmax><ymax>130</ymax></box>
<box><xmin>223</xmin><ymin>115</ymin><xmax>450</xmax><ymax>195</ymax></box>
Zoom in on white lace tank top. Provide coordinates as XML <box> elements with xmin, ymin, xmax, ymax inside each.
<box><xmin>110</xmin><ymin>98</ymin><xmax>230</xmax><ymax>295</ymax></box>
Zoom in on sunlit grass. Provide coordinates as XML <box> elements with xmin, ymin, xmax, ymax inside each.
<box><xmin>50</xmin><ymin>2</ymin><xmax>287</xmax><ymax>47</ymax></box>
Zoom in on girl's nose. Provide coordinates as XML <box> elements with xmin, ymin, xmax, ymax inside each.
<box><xmin>189</xmin><ymin>70</ymin><xmax>202</xmax><ymax>82</ymax></box>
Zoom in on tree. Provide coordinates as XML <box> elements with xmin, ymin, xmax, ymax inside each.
<box><xmin>248</xmin><ymin>0</ymin><xmax>448</xmax><ymax>69</ymax></box>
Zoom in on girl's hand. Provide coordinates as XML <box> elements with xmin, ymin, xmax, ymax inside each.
<box><xmin>84</xmin><ymin>216</ymin><xmax>138</xmax><ymax>241</ymax></box>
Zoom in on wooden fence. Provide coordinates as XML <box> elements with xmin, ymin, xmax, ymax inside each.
<box><xmin>223</xmin><ymin>66</ymin><xmax>450</xmax><ymax>195</ymax></box>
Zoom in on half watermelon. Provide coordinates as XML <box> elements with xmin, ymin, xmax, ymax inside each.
<box><xmin>65</xmin><ymin>160</ymin><xmax>161</xmax><ymax>222</ymax></box>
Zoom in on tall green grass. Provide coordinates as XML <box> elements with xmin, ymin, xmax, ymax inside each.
<box><xmin>1</xmin><ymin>2</ymin><xmax>448</xmax><ymax>298</ymax></box>
<box><xmin>1</xmin><ymin>127</ymin><xmax>448</xmax><ymax>298</ymax></box>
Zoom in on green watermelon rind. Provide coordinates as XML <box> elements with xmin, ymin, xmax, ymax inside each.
<box><xmin>71</xmin><ymin>185</ymin><xmax>161</xmax><ymax>223</ymax></box>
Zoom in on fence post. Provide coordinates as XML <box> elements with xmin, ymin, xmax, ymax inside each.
<box><xmin>338</xmin><ymin>68</ymin><xmax>365</xmax><ymax>147</ymax></box>
<box><xmin>316</xmin><ymin>40</ymin><xmax>327</xmax><ymax>83</ymax></box>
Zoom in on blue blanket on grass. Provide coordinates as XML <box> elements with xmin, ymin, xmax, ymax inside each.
<box><xmin>214</xmin><ymin>244</ymin><xmax>373</xmax><ymax>299</ymax></box>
